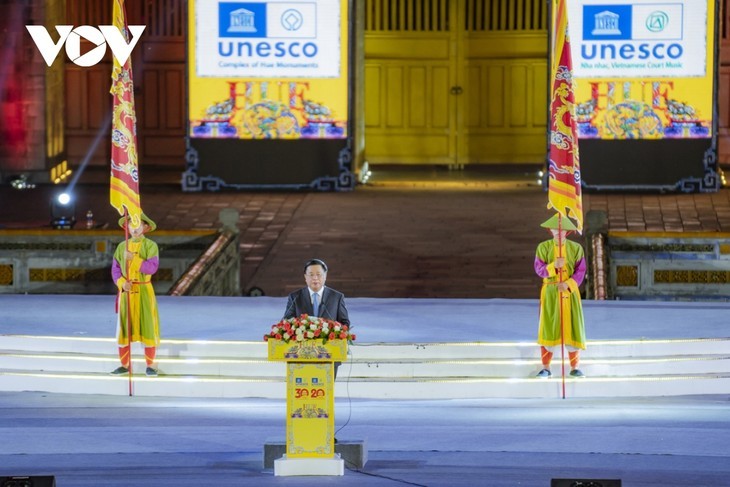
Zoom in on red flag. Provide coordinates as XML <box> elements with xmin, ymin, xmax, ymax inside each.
<box><xmin>548</xmin><ymin>0</ymin><xmax>583</xmax><ymax>234</ymax></box>
<box><xmin>110</xmin><ymin>0</ymin><xmax>142</xmax><ymax>228</ymax></box>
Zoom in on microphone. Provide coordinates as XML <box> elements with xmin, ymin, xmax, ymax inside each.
<box><xmin>319</xmin><ymin>289</ymin><xmax>334</xmax><ymax>320</ymax></box>
<box><xmin>320</xmin><ymin>300</ymin><xmax>332</xmax><ymax>320</ymax></box>
<box><xmin>282</xmin><ymin>295</ymin><xmax>297</xmax><ymax>319</ymax></box>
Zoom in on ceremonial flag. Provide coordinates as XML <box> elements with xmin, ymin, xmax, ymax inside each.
<box><xmin>548</xmin><ymin>0</ymin><xmax>583</xmax><ymax>233</ymax></box>
<box><xmin>109</xmin><ymin>0</ymin><xmax>141</xmax><ymax>228</ymax></box>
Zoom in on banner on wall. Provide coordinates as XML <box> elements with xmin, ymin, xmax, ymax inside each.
<box><xmin>196</xmin><ymin>0</ymin><xmax>341</xmax><ymax>78</ymax></box>
<box><xmin>555</xmin><ymin>0</ymin><xmax>719</xmax><ymax>192</ymax></box>
<box><xmin>188</xmin><ymin>0</ymin><xmax>348</xmax><ymax>142</ymax></box>
<box><xmin>184</xmin><ymin>0</ymin><xmax>354</xmax><ymax>191</ymax></box>
<box><xmin>567</xmin><ymin>0</ymin><xmax>713</xmax><ymax>141</ymax></box>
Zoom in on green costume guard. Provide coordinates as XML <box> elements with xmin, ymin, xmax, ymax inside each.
<box><xmin>533</xmin><ymin>214</ymin><xmax>587</xmax><ymax>379</ymax></box>
<box><xmin>110</xmin><ymin>213</ymin><xmax>161</xmax><ymax>377</ymax></box>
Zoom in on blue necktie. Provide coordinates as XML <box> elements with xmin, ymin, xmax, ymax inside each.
<box><xmin>312</xmin><ymin>293</ymin><xmax>319</xmax><ymax>317</ymax></box>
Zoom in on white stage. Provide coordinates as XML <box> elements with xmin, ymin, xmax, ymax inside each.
<box><xmin>0</xmin><ymin>295</ymin><xmax>729</xmax><ymax>486</ymax></box>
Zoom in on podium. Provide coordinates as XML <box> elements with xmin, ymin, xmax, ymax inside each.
<box><xmin>268</xmin><ymin>338</ymin><xmax>347</xmax><ymax>476</ymax></box>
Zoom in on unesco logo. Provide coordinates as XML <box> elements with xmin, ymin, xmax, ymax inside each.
<box><xmin>645</xmin><ymin>11</ymin><xmax>669</xmax><ymax>32</ymax></box>
<box><xmin>281</xmin><ymin>9</ymin><xmax>304</xmax><ymax>31</ymax></box>
<box><xmin>217</xmin><ymin>2</ymin><xmax>319</xmax><ymax>59</ymax></box>
<box><xmin>219</xmin><ymin>2</ymin><xmax>317</xmax><ymax>39</ymax></box>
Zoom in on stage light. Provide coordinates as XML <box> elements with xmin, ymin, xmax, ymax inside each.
<box><xmin>551</xmin><ymin>479</ymin><xmax>621</xmax><ymax>487</ymax></box>
<box><xmin>247</xmin><ymin>286</ymin><xmax>265</xmax><ymax>296</ymax></box>
<box><xmin>358</xmin><ymin>162</ymin><xmax>372</xmax><ymax>184</ymax></box>
<box><xmin>8</xmin><ymin>174</ymin><xmax>36</xmax><ymax>190</ymax></box>
<box><xmin>50</xmin><ymin>191</ymin><xmax>76</xmax><ymax>229</ymax></box>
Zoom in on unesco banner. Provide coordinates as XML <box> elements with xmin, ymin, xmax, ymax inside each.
<box><xmin>183</xmin><ymin>0</ymin><xmax>354</xmax><ymax>192</ymax></box>
<box><xmin>195</xmin><ymin>0</ymin><xmax>341</xmax><ymax>78</ymax></box>
<box><xmin>556</xmin><ymin>0</ymin><xmax>720</xmax><ymax>192</ymax></box>
<box><xmin>568</xmin><ymin>1</ymin><xmax>707</xmax><ymax>78</ymax></box>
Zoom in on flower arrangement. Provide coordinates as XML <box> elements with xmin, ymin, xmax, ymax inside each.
<box><xmin>264</xmin><ymin>314</ymin><xmax>356</xmax><ymax>344</ymax></box>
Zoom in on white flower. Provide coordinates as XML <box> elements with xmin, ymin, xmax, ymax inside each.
<box><xmin>334</xmin><ymin>325</ymin><xmax>341</xmax><ymax>332</ymax></box>
<box><xmin>310</xmin><ymin>324</ymin><xmax>317</xmax><ymax>330</ymax></box>
<box><xmin>296</xmin><ymin>328</ymin><xmax>304</xmax><ymax>335</ymax></box>
<box><xmin>307</xmin><ymin>331</ymin><xmax>314</xmax><ymax>339</ymax></box>
<box><xmin>283</xmin><ymin>333</ymin><xmax>291</xmax><ymax>340</ymax></box>
<box><xmin>296</xmin><ymin>334</ymin><xmax>304</xmax><ymax>341</ymax></box>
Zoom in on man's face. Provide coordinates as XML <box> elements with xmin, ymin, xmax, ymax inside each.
<box><xmin>129</xmin><ymin>223</ymin><xmax>145</xmax><ymax>238</ymax></box>
<box><xmin>304</xmin><ymin>264</ymin><xmax>326</xmax><ymax>293</ymax></box>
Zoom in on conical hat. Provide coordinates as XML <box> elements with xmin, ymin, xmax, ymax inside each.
<box><xmin>540</xmin><ymin>213</ymin><xmax>577</xmax><ymax>231</ymax></box>
<box><xmin>118</xmin><ymin>213</ymin><xmax>157</xmax><ymax>232</ymax></box>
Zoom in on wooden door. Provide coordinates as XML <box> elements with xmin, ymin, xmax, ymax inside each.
<box><xmin>718</xmin><ymin>0</ymin><xmax>730</xmax><ymax>164</ymax></box>
<box><xmin>364</xmin><ymin>0</ymin><xmax>550</xmax><ymax>166</ymax></box>
<box><xmin>460</xmin><ymin>0</ymin><xmax>549</xmax><ymax>164</ymax></box>
<box><xmin>363</xmin><ymin>0</ymin><xmax>461</xmax><ymax>165</ymax></box>
<box><xmin>64</xmin><ymin>0</ymin><xmax>186</xmax><ymax>168</ymax></box>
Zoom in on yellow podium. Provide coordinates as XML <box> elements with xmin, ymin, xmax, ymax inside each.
<box><xmin>268</xmin><ymin>338</ymin><xmax>347</xmax><ymax>476</ymax></box>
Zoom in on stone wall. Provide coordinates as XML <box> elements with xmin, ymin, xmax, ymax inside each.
<box><xmin>0</xmin><ymin>229</ymin><xmax>218</xmax><ymax>295</ymax></box>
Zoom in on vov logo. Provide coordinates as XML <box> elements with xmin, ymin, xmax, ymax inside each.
<box><xmin>25</xmin><ymin>25</ymin><xmax>146</xmax><ymax>67</ymax></box>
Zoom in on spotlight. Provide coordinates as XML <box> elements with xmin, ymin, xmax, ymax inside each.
<box><xmin>246</xmin><ymin>286</ymin><xmax>265</xmax><ymax>296</ymax></box>
<box><xmin>50</xmin><ymin>191</ymin><xmax>76</xmax><ymax>229</ymax></box>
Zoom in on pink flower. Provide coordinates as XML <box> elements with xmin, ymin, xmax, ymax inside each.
<box><xmin>328</xmin><ymin>332</ymin><xmax>335</xmax><ymax>340</ymax></box>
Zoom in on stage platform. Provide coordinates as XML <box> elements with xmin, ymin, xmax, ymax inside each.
<box><xmin>1</xmin><ymin>295</ymin><xmax>729</xmax><ymax>486</ymax></box>
<box><xmin>1</xmin><ymin>295</ymin><xmax>729</xmax><ymax>398</ymax></box>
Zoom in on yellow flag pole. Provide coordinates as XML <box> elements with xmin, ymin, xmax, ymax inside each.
<box><xmin>123</xmin><ymin>209</ymin><xmax>133</xmax><ymax>396</ymax></box>
<box><xmin>557</xmin><ymin>213</ymin><xmax>566</xmax><ymax>399</ymax></box>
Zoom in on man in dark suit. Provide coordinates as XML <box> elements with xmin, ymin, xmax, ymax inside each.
<box><xmin>283</xmin><ymin>259</ymin><xmax>350</xmax><ymax>327</ymax></box>
<box><xmin>283</xmin><ymin>259</ymin><xmax>350</xmax><ymax>378</ymax></box>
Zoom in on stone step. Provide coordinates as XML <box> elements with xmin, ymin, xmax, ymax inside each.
<box><xmin>2</xmin><ymin>335</ymin><xmax>728</xmax><ymax>358</ymax></box>
<box><xmin>1</xmin><ymin>350</ymin><xmax>729</xmax><ymax>378</ymax></box>
<box><xmin>263</xmin><ymin>439</ymin><xmax>367</xmax><ymax>470</ymax></box>
<box><xmin>1</xmin><ymin>333</ymin><xmax>728</xmax><ymax>399</ymax></box>
<box><xmin>0</xmin><ymin>369</ymin><xmax>728</xmax><ymax>399</ymax></box>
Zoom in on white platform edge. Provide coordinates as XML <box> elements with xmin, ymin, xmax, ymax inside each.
<box><xmin>274</xmin><ymin>454</ymin><xmax>345</xmax><ymax>476</ymax></box>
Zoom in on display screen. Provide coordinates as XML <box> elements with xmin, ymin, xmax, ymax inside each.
<box><xmin>567</xmin><ymin>0</ymin><xmax>714</xmax><ymax>140</ymax></box>
<box><xmin>188</xmin><ymin>0</ymin><xmax>349</xmax><ymax>140</ymax></box>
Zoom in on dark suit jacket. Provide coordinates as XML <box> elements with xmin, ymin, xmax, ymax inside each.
<box><xmin>283</xmin><ymin>286</ymin><xmax>350</xmax><ymax>326</ymax></box>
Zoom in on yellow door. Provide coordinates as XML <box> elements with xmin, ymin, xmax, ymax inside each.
<box><xmin>364</xmin><ymin>0</ymin><xmax>549</xmax><ymax>166</ymax></box>
<box><xmin>363</xmin><ymin>0</ymin><xmax>461</xmax><ymax>165</ymax></box>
